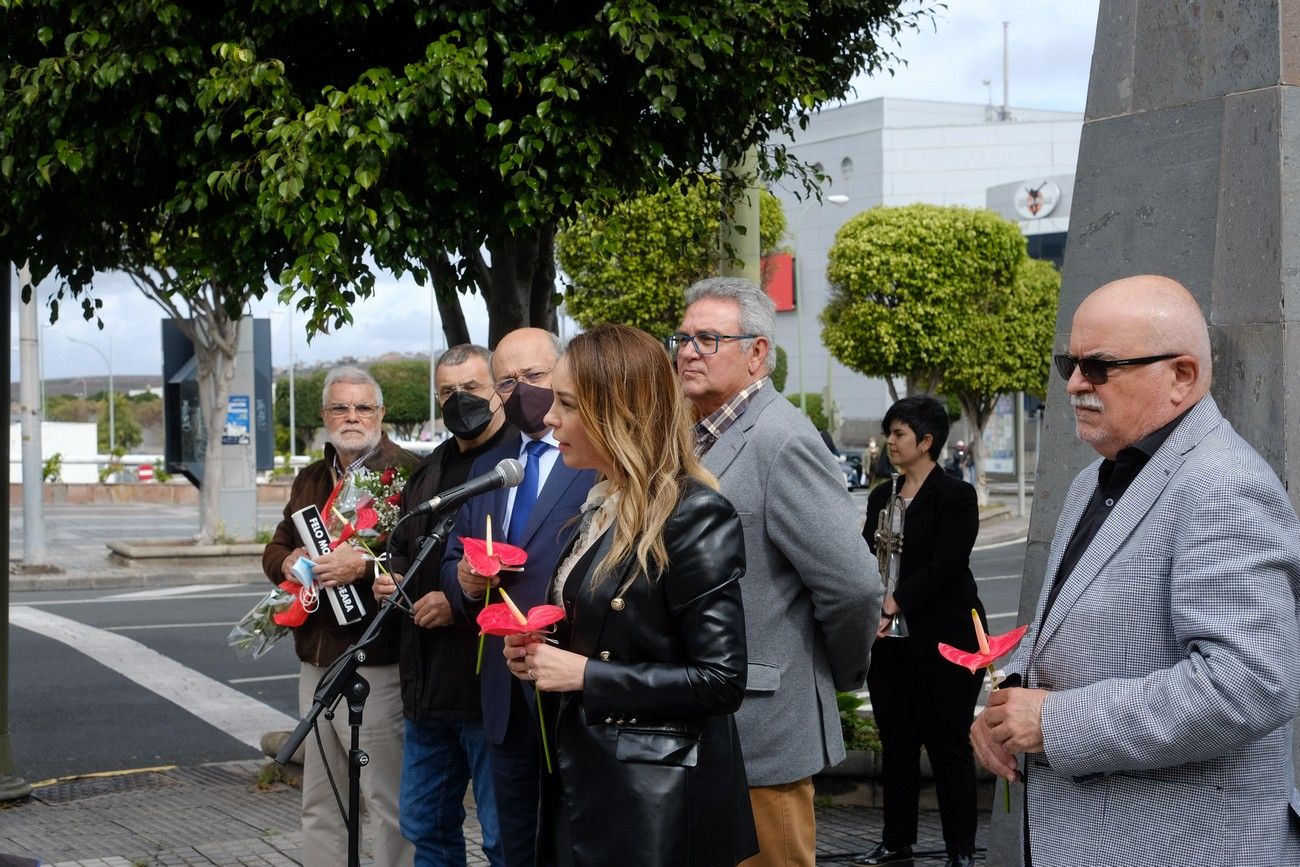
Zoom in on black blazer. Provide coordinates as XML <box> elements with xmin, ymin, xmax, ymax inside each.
<box><xmin>541</xmin><ymin>480</ymin><xmax>758</xmax><ymax>866</ymax></box>
<box><xmin>864</xmin><ymin>466</ymin><xmax>986</xmax><ymax>661</ymax></box>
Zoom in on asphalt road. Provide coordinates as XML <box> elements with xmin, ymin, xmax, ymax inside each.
<box><xmin>7</xmin><ymin>538</ymin><xmax>1029</xmax><ymax>786</ymax></box>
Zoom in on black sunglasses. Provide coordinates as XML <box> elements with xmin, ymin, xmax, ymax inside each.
<box><xmin>1053</xmin><ymin>353</ymin><xmax>1178</xmax><ymax>385</ymax></box>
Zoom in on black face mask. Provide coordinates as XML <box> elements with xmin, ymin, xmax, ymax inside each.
<box><xmin>442</xmin><ymin>391</ymin><xmax>495</xmax><ymax>440</ymax></box>
<box><xmin>503</xmin><ymin>380</ymin><xmax>553</xmax><ymax>434</ymax></box>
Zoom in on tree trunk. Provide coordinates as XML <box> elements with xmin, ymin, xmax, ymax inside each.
<box><xmin>530</xmin><ymin>225</ymin><xmax>559</xmax><ymax>334</ymax></box>
<box><xmin>192</xmin><ymin>310</ymin><xmax>240</xmax><ymax>544</ymax></box>
<box><xmin>885</xmin><ymin>375</ymin><xmax>900</xmax><ymax>403</ymax></box>
<box><xmin>479</xmin><ymin>227</ymin><xmax>560</xmax><ymax>348</ymax></box>
<box><xmin>431</xmin><ymin>254</ymin><xmax>471</xmax><ymax>348</ymax></box>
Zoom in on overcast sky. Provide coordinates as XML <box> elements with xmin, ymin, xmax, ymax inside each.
<box><xmin>11</xmin><ymin>0</ymin><xmax>1100</xmax><ymax>382</ymax></box>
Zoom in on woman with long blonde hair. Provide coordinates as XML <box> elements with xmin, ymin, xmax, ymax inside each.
<box><xmin>503</xmin><ymin>324</ymin><xmax>756</xmax><ymax>866</ymax></box>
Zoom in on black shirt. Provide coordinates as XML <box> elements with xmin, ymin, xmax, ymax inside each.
<box><xmin>1041</xmin><ymin>409</ymin><xmax>1190</xmax><ymax>620</ymax></box>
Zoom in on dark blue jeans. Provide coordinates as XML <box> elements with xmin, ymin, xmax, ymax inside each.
<box><xmin>400</xmin><ymin>717</ymin><xmax>504</xmax><ymax>867</ymax></box>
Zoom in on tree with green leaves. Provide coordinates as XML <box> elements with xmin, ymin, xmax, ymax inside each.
<box><xmin>556</xmin><ymin>178</ymin><xmax>787</xmax><ymax>338</ymax></box>
<box><xmin>3</xmin><ymin>0</ymin><xmax>922</xmax><ymax>540</ymax></box>
<box><xmin>370</xmin><ymin>359</ymin><xmax>431</xmax><ymax>440</ymax></box>
<box><xmin>822</xmin><ymin>204</ymin><xmax>1059</xmax><ymax>502</ymax></box>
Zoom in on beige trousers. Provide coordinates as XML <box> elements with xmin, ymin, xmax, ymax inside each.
<box><xmin>740</xmin><ymin>778</ymin><xmax>817</xmax><ymax>867</ymax></box>
<box><xmin>298</xmin><ymin>661</ymin><xmax>413</xmax><ymax>867</ymax></box>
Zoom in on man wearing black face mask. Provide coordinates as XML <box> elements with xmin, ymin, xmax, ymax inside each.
<box><xmin>439</xmin><ymin>327</ymin><xmax>597</xmax><ymax>867</ymax></box>
<box><xmin>377</xmin><ymin>343</ymin><xmax>513</xmax><ymax>866</ymax></box>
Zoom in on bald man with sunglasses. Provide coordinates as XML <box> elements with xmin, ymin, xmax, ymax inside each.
<box><xmin>971</xmin><ymin>275</ymin><xmax>1300</xmax><ymax>866</ymax></box>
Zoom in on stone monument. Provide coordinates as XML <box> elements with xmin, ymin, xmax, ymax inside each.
<box><xmin>990</xmin><ymin>2</ymin><xmax>1300</xmax><ymax>860</ymax></box>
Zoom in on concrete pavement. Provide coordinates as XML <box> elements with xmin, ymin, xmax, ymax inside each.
<box><xmin>0</xmin><ymin>758</ymin><xmax>991</xmax><ymax>865</ymax></box>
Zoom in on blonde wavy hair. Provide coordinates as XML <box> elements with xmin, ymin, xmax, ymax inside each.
<box><xmin>561</xmin><ymin>324</ymin><xmax>718</xmax><ymax>584</ymax></box>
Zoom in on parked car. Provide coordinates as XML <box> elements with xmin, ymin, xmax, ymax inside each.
<box><xmin>835</xmin><ymin>454</ymin><xmax>863</xmax><ymax>490</ymax></box>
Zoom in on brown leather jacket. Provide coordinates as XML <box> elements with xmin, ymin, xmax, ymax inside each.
<box><xmin>262</xmin><ymin>435</ymin><xmax>420</xmax><ymax>667</ymax></box>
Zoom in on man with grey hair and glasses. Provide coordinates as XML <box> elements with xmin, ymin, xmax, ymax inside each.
<box><xmin>671</xmin><ymin>277</ymin><xmax>881</xmax><ymax>867</ymax></box>
<box><xmin>263</xmin><ymin>365</ymin><xmax>419</xmax><ymax>867</ymax></box>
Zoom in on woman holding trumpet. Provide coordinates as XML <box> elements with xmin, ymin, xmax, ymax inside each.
<box><xmin>855</xmin><ymin>395</ymin><xmax>987</xmax><ymax>867</ymax></box>
<box><xmin>502</xmin><ymin>324</ymin><xmax>756</xmax><ymax>866</ymax></box>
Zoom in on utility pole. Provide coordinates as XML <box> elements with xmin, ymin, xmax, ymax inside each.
<box><xmin>1</xmin><ymin>264</ymin><xmax>33</xmax><ymax>801</ymax></box>
<box><xmin>1001</xmin><ymin>21</ymin><xmax>1011</xmax><ymax>121</ymax></box>
<box><xmin>18</xmin><ymin>263</ymin><xmax>46</xmax><ymax>564</ymax></box>
<box><xmin>287</xmin><ymin>305</ymin><xmax>296</xmax><ymax>457</ymax></box>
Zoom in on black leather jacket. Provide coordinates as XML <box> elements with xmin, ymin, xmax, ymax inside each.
<box><xmin>540</xmin><ymin>480</ymin><xmax>757</xmax><ymax>866</ymax></box>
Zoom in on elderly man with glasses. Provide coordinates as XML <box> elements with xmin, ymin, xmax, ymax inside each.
<box><xmin>971</xmin><ymin>275</ymin><xmax>1300</xmax><ymax>867</ymax></box>
<box><xmin>262</xmin><ymin>365</ymin><xmax>419</xmax><ymax>867</ymax></box>
<box><xmin>438</xmin><ymin>327</ymin><xmax>596</xmax><ymax>867</ymax></box>
<box><xmin>671</xmin><ymin>276</ymin><xmax>881</xmax><ymax>867</ymax></box>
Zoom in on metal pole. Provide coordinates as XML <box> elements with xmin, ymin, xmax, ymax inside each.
<box><xmin>1001</xmin><ymin>21</ymin><xmax>1010</xmax><ymax>121</ymax></box>
<box><xmin>1015</xmin><ymin>390</ymin><xmax>1026</xmax><ymax>517</ymax></box>
<box><xmin>288</xmin><ymin>306</ymin><xmax>296</xmax><ymax>457</ymax></box>
<box><xmin>791</xmin><ymin>195</ymin><xmax>848</xmax><ymax>417</ymax></box>
<box><xmin>795</xmin><ymin>241</ymin><xmax>807</xmax><ymax>414</ymax></box>
<box><xmin>18</xmin><ymin>264</ymin><xmax>47</xmax><ymax>564</ymax></box>
<box><xmin>107</xmin><ymin>335</ymin><xmax>115</xmax><ymax>454</ymax></box>
<box><xmin>436</xmin><ymin>284</ymin><xmax>441</xmax><ymax>436</ymax></box>
<box><xmin>1</xmin><ymin>263</ymin><xmax>33</xmax><ymax>801</ymax></box>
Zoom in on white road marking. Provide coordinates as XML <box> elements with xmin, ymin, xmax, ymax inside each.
<box><xmin>101</xmin><ymin>584</ymin><xmax>235</xmax><ymax>601</ymax></box>
<box><xmin>986</xmin><ymin>611</ymin><xmax>1018</xmax><ymax>620</ymax></box>
<box><xmin>9</xmin><ymin>606</ymin><xmax>295</xmax><ymax>750</ymax></box>
<box><xmin>106</xmin><ymin>622</ymin><xmax>235</xmax><ymax>632</ymax></box>
<box><xmin>17</xmin><ymin>590</ymin><xmax>267</xmax><ymax>607</ymax></box>
<box><xmin>973</xmin><ymin>536</ymin><xmax>1028</xmax><ymax>551</ymax></box>
<box><xmin>975</xmin><ymin>573</ymin><xmax>1021</xmax><ymax>583</ymax></box>
<box><xmin>228</xmin><ymin>674</ymin><xmax>299</xmax><ymax>685</ymax></box>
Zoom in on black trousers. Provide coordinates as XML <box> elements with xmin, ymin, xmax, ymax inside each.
<box><xmin>489</xmin><ymin>679</ymin><xmax>541</xmax><ymax>867</ymax></box>
<box><xmin>867</xmin><ymin>636</ymin><xmax>984</xmax><ymax>856</ymax></box>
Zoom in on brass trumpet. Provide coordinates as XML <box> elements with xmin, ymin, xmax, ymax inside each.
<box><xmin>873</xmin><ymin>472</ymin><xmax>908</xmax><ymax>638</ymax></box>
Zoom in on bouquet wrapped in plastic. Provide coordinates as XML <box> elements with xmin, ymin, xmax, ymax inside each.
<box><xmin>228</xmin><ymin>577</ymin><xmax>318</xmax><ymax>662</ymax></box>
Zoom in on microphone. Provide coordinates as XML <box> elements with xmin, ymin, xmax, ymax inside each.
<box><xmin>407</xmin><ymin>458</ymin><xmax>525</xmax><ymax>517</ymax></box>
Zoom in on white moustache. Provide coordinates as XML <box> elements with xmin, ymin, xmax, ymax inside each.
<box><xmin>1071</xmin><ymin>394</ymin><xmax>1103</xmax><ymax>412</ymax></box>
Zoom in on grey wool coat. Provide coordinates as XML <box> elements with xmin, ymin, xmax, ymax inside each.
<box><xmin>1010</xmin><ymin>396</ymin><xmax>1300</xmax><ymax>866</ymax></box>
<box><xmin>701</xmin><ymin>382</ymin><xmax>882</xmax><ymax>785</ymax></box>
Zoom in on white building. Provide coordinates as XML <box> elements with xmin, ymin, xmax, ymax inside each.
<box><xmin>770</xmin><ymin>97</ymin><xmax>1082</xmax><ymax>438</ymax></box>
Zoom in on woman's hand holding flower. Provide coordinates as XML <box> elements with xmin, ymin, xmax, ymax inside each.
<box><xmin>504</xmin><ymin>634</ymin><xmax>587</xmax><ymax>692</ymax></box>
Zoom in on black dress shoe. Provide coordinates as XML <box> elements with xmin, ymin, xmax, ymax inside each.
<box><xmin>851</xmin><ymin>842</ymin><xmax>914</xmax><ymax>865</ymax></box>
<box><xmin>945</xmin><ymin>855</ymin><xmax>974</xmax><ymax>867</ymax></box>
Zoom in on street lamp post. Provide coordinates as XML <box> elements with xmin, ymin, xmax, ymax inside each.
<box><xmin>64</xmin><ymin>334</ymin><xmax>113</xmax><ymax>453</ymax></box>
<box><xmin>792</xmin><ymin>194</ymin><xmax>849</xmax><ymax>415</ymax></box>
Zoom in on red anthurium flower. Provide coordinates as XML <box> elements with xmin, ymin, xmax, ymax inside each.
<box><xmin>381</xmin><ymin>466</ymin><xmax>396</xmax><ymax>485</ymax></box>
<box><xmin>476</xmin><ymin>603</ymin><xmax>566</xmax><ymax>636</ymax></box>
<box><xmin>938</xmin><ymin>624</ymin><xmax>1029</xmax><ymax>675</ymax></box>
<box><xmin>272</xmin><ymin>580</ymin><xmax>311</xmax><ymax>627</ymax></box>
<box><xmin>462</xmin><ymin>537</ymin><xmax>528</xmax><ymax>576</ymax></box>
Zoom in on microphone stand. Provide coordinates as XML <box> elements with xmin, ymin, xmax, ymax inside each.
<box><xmin>275</xmin><ymin>508</ymin><xmax>460</xmax><ymax>867</ymax></box>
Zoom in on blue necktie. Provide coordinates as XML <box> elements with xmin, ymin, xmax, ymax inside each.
<box><xmin>508</xmin><ymin>440</ymin><xmax>550</xmax><ymax>546</ymax></box>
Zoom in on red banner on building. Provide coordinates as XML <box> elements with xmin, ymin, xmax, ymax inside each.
<box><xmin>762</xmin><ymin>252</ymin><xmax>796</xmax><ymax>311</ymax></box>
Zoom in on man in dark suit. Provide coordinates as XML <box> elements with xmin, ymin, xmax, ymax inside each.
<box><xmin>439</xmin><ymin>327</ymin><xmax>596</xmax><ymax>867</ymax></box>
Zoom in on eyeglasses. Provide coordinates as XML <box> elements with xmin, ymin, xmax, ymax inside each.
<box><xmin>1052</xmin><ymin>353</ymin><xmax>1178</xmax><ymax>385</ymax></box>
<box><xmin>324</xmin><ymin>403</ymin><xmax>379</xmax><ymax>419</ymax></box>
<box><xmin>493</xmin><ymin>368</ymin><xmax>551</xmax><ymax>395</ymax></box>
<box><xmin>665</xmin><ymin>332</ymin><xmax>758</xmax><ymax>356</ymax></box>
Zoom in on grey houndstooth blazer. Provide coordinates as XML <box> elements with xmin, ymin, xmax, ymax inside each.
<box><xmin>1008</xmin><ymin>396</ymin><xmax>1300</xmax><ymax>866</ymax></box>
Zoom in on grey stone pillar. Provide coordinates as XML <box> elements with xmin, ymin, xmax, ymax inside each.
<box><xmin>990</xmin><ymin>2</ymin><xmax>1300</xmax><ymax>860</ymax></box>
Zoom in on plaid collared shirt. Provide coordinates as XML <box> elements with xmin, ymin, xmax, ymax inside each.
<box><xmin>694</xmin><ymin>377</ymin><xmax>768</xmax><ymax>455</ymax></box>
